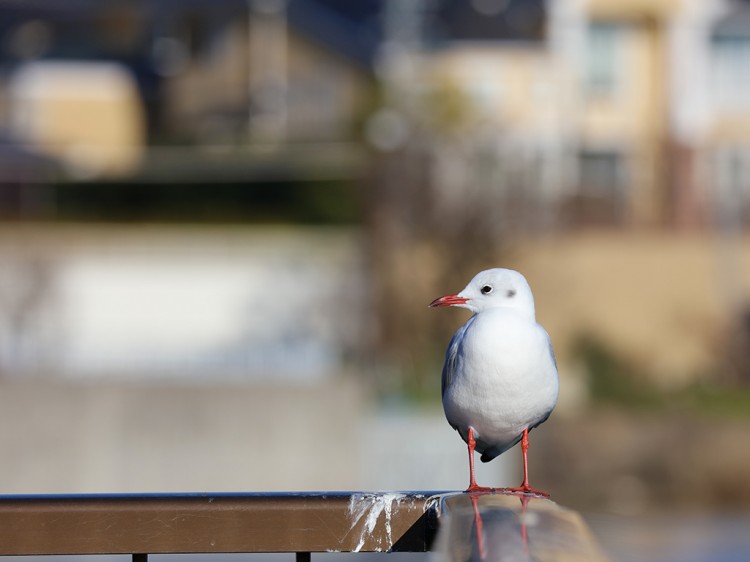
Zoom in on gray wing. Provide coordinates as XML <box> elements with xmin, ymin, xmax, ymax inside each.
<box><xmin>441</xmin><ymin>318</ymin><xmax>473</xmax><ymax>398</ymax></box>
<box><xmin>536</xmin><ymin>322</ymin><xmax>558</xmax><ymax>373</ymax></box>
<box><xmin>545</xmin><ymin>330</ymin><xmax>558</xmax><ymax>370</ymax></box>
<box><xmin>440</xmin><ymin>332</ymin><xmax>460</xmax><ymax>398</ymax></box>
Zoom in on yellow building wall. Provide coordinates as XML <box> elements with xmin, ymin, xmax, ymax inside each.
<box><xmin>586</xmin><ymin>0</ymin><xmax>682</xmax><ymax>20</ymax></box>
<box><xmin>581</xmin><ymin>16</ymin><xmax>669</xmax><ymax>225</ymax></box>
<box><xmin>426</xmin><ymin>46</ymin><xmax>566</xmax><ymax>136</ymax></box>
<box><xmin>709</xmin><ymin>116</ymin><xmax>750</xmax><ymax>144</ymax></box>
<box><xmin>10</xmin><ymin>62</ymin><xmax>145</xmax><ymax>178</ymax></box>
<box><xmin>582</xmin><ymin>23</ymin><xmax>664</xmax><ymax>143</ymax></box>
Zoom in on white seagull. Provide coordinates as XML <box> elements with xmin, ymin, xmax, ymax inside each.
<box><xmin>430</xmin><ymin>268</ymin><xmax>558</xmax><ymax>496</ymax></box>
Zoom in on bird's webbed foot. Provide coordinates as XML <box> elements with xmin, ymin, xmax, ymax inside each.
<box><xmin>500</xmin><ymin>484</ymin><xmax>550</xmax><ymax>498</ymax></box>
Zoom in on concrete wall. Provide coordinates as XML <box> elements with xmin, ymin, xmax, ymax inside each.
<box><xmin>0</xmin><ymin>378</ymin><xmax>513</xmax><ymax>494</ymax></box>
<box><xmin>0</xmin><ymin>378</ymin><xmax>365</xmax><ymax>493</ymax></box>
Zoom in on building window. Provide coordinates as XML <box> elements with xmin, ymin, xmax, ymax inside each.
<box><xmin>585</xmin><ymin>22</ymin><xmax>624</xmax><ymax>98</ymax></box>
<box><xmin>714</xmin><ymin>145</ymin><xmax>750</xmax><ymax>225</ymax></box>
<box><xmin>571</xmin><ymin>150</ymin><xmax>626</xmax><ymax>224</ymax></box>
<box><xmin>711</xmin><ymin>34</ymin><xmax>750</xmax><ymax>107</ymax></box>
<box><xmin>579</xmin><ymin>151</ymin><xmax>623</xmax><ymax>195</ymax></box>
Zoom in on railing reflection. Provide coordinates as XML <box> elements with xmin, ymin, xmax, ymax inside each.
<box><xmin>433</xmin><ymin>492</ymin><xmax>609</xmax><ymax>562</ymax></box>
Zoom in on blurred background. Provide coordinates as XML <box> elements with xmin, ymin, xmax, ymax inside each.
<box><xmin>1</xmin><ymin>0</ymin><xmax>750</xmax><ymax>560</ymax></box>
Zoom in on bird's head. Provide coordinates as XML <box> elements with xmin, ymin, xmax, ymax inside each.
<box><xmin>429</xmin><ymin>268</ymin><xmax>536</xmax><ymax>318</ymax></box>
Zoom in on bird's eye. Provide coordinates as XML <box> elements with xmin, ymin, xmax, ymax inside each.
<box><xmin>507</xmin><ymin>289</ymin><xmax>516</xmax><ymax>298</ymax></box>
<box><xmin>480</xmin><ymin>285</ymin><xmax>493</xmax><ymax>295</ymax></box>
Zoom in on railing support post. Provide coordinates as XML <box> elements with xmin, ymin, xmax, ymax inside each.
<box><xmin>296</xmin><ymin>552</ymin><xmax>311</xmax><ymax>562</ymax></box>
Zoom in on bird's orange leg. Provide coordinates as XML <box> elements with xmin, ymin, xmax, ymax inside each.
<box><xmin>466</xmin><ymin>427</ymin><xmax>494</xmax><ymax>493</ymax></box>
<box><xmin>502</xmin><ymin>428</ymin><xmax>550</xmax><ymax>497</ymax></box>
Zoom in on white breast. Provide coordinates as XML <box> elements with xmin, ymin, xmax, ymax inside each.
<box><xmin>442</xmin><ymin>307</ymin><xmax>558</xmax><ymax>451</ymax></box>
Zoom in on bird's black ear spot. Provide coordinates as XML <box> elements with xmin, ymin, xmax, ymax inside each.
<box><xmin>507</xmin><ymin>289</ymin><xmax>516</xmax><ymax>298</ymax></box>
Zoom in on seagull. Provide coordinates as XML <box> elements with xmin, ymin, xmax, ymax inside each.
<box><xmin>430</xmin><ymin>268</ymin><xmax>558</xmax><ymax>496</ymax></box>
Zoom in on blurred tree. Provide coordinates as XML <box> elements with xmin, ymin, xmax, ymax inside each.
<box><xmin>363</xmin><ymin>113</ymin><xmax>514</xmax><ymax>396</ymax></box>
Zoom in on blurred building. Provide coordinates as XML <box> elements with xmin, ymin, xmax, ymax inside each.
<box><xmin>403</xmin><ymin>0</ymin><xmax>750</xmax><ymax>229</ymax></box>
<box><xmin>0</xmin><ymin>0</ymin><xmax>378</xmax><ymax>186</ymax></box>
<box><xmin>151</xmin><ymin>0</ymin><xmax>378</xmax><ymax>146</ymax></box>
<box><xmin>2</xmin><ymin>0</ymin><xmax>750</xmax><ymax>228</ymax></box>
<box><xmin>577</xmin><ymin>0</ymin><xmax>750</xmax><ymax>230</ymax></box>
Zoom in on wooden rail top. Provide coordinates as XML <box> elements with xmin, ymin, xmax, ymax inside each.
<box><xmin>0</xmin><ymin>491</ymin><xmax>609</xmax><ymax>561</ymax></box>
<box><xmin>0</xmin><ymin>491</ymin><xmax>439</xmax><ymax>555</ymax></box>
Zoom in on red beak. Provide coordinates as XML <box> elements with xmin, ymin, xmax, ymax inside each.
<box><xmin>429</xmin><ymin>293</ymin><xmax>469</xmax><ymax>307</ymax></box>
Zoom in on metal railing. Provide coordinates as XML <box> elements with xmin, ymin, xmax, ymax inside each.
<box><xmin>0</xmin><ymin>491</ymin><xmax>608</xmax><ymax>561</ymax></box>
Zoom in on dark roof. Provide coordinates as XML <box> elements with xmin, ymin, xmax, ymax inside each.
<box><xmin>288</xmin><ymin>0</ymin><xmax>383</xmax><ymax>67</ymax></box>
<box><xmin>303</xmin><ymin>0</ymin><xmax>383</xmax><ymax>25</ymax></box>
<box><xmin>0</xmin><ymin>0</ymin><xmax>547</xmax><ymax>68</ymax></box>
<box><xmin>427</xmin><ymin>0</ymin><xmax>547</xmax><ymax>44</ymax></box>
<box><xmin>713</xmin><ymin>5</ymin><xmax>750</xmax><ymax>39</ymax></box>
<box><xmin>0</xmin><ymin>0</ymin><xmax>383</xmax><ymax>68</ymax></box>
